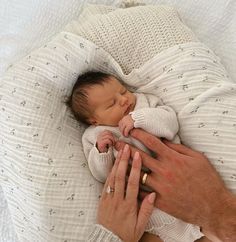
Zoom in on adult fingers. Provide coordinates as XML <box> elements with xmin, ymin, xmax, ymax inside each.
<box><xmin>130</xmin><ymin>129</ymin><xmax>171</xmax><ymax>158</ymax></box>
<box><xmin>102</xmin><ymin>149</ymin><xmax>123</xmax><ymax>198</ymax></box>
<box><xmin>140</xmin><ymin>171</ymin><xmax>160</xmax><ymax>192</ymax></box>
<box><xmin>126</xmin><ymin>152</ymin><xmax>142</xmax><ymax>201</ymax></box>
<box><xmin>138</xmin><ymin>190</ymin><xmax>150</xmax><ymax>201</ymax></box>
<box><xmin>163</xmin><ymin>139</ymin><xmax>202</xmax><ymax>158</ymax></box>
<box><xmin>136</xmin><ymin>193</ymin><xmax>156</xmax><ymax>235</ymax></box>
<box><xmin>115</xmin><ymin>141</ymin><xmax>160</xmax><ymax>172</ymax></box>
<box><xmin>114</xmin><ymin>144</ymin><xmax>130</xmax><ymax>200</ymax></box>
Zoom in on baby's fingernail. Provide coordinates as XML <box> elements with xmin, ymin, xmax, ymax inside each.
<box><xmin>124</xmin><ymin>144</ymin><xmax>129</xmax><ymax>153</ymax></box>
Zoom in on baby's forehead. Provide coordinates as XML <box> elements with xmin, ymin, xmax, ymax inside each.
<box><xmin>90</xmin><ymin>77</ymin><xmax>123</xmax><ymax>90</ymax></box>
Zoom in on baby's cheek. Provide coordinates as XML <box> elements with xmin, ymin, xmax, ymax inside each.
<box><xmin>116</xmin><ymin>111</ymin><xmax>125</xmax><ymax>123</ymax></box>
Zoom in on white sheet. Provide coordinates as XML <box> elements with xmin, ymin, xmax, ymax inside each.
<box><xmin>0</xmin><ymin>0</ymin><xmax>235</xmax><ymax>241</ymax></box>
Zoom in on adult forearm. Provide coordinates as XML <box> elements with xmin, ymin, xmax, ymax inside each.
<box><xmin>205</xmin><ymin>192</ymin><xmax>236</xmax><ymax>242</ymax></box>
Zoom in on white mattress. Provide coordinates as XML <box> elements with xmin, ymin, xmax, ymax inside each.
<box><xmin>0</xmin><ymin>0</ymin><xmax>235</xmax><ymax>241</ymax></box>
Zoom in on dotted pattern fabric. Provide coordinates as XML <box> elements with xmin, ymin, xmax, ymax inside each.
<box><xmin>1</xmin><ymin>34</ymin><xmax>236</xmax><ymax>242</ymax></box>
<box><xmin>0</xmin><ymin>1</ymin><xmax>236</xmax><ymax>242</ymax></box>
<box><xmin>0</xmin><ymin>32</ymin><xmax>121</xmax><ymax>242</ymax></box>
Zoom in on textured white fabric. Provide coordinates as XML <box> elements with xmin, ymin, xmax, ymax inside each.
<box><xmin>144</xmin><ymin>0</ymin><xmax>236</xmax><ymax>81</ymax></box>
<box><xmin>67</xmin><ymin>5</ymin><xmax>197</xmax><ymax>74</ymax></box>
<box><xmin>123</xmin><ymin>41</ymin><xmax>236</xmax><ymax>194</ymax></box>
<box><xmin>83</xmin><ymin>93</ymin><xmax>179</xmax><ymax>183</ymax></box>
<box><xmin>88</xmin><ymin>224</ymin><xmax>122</xmax><ymax>242</ymax></box>
<box><xmin>1</xmin><ymin>0</ymin><xmax>195</xmax><ymax>241</ymax></box>
<box><xmin>1</xmin><ymin>0</ymin><xmax>235</xmax><ymax>79</ymax></box>
<box><xmin>0</xmin><ymin>32</ymin><xmax>121</xmax><ymax>242</ymax></box>
<box><xmin>0</xmin><ymin>186</ymin><xmax>18</xmax><ymax>242</ymax></box>
<box><xmin>0</xmin><ymin>1</ymin><xmax>236</xmax><ymax>242</ymax></box>
<box><xmin>0</xmin><ymin>0</ymin><xmax>122</xmax><ymax>78</ymax></box>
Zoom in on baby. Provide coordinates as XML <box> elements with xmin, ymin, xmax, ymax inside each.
<box><xmin>67</xmin><ymin>72</ymin><xmax>205</xmax><ymax>242</ymax></box>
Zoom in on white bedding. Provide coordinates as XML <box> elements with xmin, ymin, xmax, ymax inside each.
<box><xmin>0</xmin><ymin>0</ymin><xmax>236</xmax><ymax>241</ymax></box>
<box><xmin>125</xmin><ymin>41</ymin><xmax>236</xmax><ymax>192</ymax></box>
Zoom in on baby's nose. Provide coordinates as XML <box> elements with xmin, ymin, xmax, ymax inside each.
<box><xmin>119</xmin><ymin>96</ymin><xmax>128</xmax><ymax>106</ymax></box>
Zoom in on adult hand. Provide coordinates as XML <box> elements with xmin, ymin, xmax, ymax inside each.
<box><xmin>97</xmin><ymin>144</ymin><xmax>156</xmax><ymax>242</ymax></box>
<box><xmin>115</xmin><ymin>129</ymin><xmax>236</xmax><ymax>242</ymax></box>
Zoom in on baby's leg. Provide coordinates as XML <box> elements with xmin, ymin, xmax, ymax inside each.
<box><xmin>140</xmin><ymin>232</ymin><xmax>163</xmax><ymax>242</ymax></box>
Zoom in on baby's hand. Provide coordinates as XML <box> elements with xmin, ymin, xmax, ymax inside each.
<box><xmin>96</xmin><ymin>130</ymin><xmax>116</xmax><ymax>153</ymax></box>
<box><xmin>119</xmin><ymin>114</ymin><xmax>134</xmax><ymax>137</ymax></box>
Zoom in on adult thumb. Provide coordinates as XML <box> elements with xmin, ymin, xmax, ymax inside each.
<box><xmin>136</xmin><ymin>192</ymin><xmax>156</xmax><ymax>234</ymax></box>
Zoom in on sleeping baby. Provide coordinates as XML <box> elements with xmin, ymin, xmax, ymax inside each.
<box><xmin>66</xmin><ymin>72</ymin><xmax>205</xmax><ymax>242</ymax></box>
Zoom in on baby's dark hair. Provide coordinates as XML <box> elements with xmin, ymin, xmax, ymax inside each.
<box><xmin>66</xmin><ymin>71</ymin><xmax>112</xmax><ymax>124</ymax></box>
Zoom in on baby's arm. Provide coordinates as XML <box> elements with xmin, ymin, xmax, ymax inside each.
<box><xmin>87</xmin><ymin>146</ymin><xmax>114</xmax><ymax>183</ymax></box>
<box><xmin>82</xmin><ymin>129</ymin><xmax>115</xmax><ymax>183</ymax></box>
<box><xmin>130</xmin><ymin>105</ymin><xmax>179</xmax><ymax>140</ymax></box>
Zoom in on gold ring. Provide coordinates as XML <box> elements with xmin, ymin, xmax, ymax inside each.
<box><xmin>142</xmin><ymin>173</ymin><xmax>148</xmax><ymax>185</ymax></box>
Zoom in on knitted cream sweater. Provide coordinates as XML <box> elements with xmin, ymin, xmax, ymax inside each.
<box><xmin>82</xmin><ymin>92</ymin><xmax>179</xmax><ymax>183</ymax></box>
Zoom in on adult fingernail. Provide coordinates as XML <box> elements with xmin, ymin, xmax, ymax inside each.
<box><xmin>124</xmin><ymin>144</ymin><xmax>129</xmax><ymax>153</ymax></box>
<box><xmin>134</xmin><ymin>151</ymin><xmax>139</xmax><ymax>160</ymax></box>
<box><xmin>148</xmin><ymin>192</ymin><xmax>156</xmax><ymax>204</ymax></box>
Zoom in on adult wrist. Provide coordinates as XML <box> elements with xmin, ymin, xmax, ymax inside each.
<box><xmin>205</xmin><ymin>191</ymin><xmax>236</xmax><ymax>241</ymax></box>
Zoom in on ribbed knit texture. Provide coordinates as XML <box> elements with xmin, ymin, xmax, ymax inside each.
<box><xmin>66</xmin><ymin>5</ymin><xmax>198</xmax><ymax>74</ymax></box>
<box><xmin>130</xmin><ymin>105</ymin><xmax>179</xmax><ymax>140</ymax></box>
<box><xmin>88</xmin><ymin>224</ymin><xmax>122</xmax><ymax>242</ymax></box>
<box><xmin>88</xmin><ymin>146</ymin><xmax>114</xmax><ymax>182</ymax></box>
<box><xmin>146</xmin><ymin>209</ymin><xmax>203</xmax><ymax>241</ymax></box>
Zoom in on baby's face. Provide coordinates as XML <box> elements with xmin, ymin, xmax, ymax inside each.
<box><xmin>86</xmin><ymin>77</ymin><xmax>136</xmax><ymax>126</ymax></box>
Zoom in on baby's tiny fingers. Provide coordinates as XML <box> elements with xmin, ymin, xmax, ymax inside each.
<box><xmin>104</xmin><ymin>139</ymin><xmax>113</xmax><ymax>147</ymax></box>
<box><xmin>124</xmin><ymin>126</ymin><xmax>131</xmax><ymax>137</ymax></box>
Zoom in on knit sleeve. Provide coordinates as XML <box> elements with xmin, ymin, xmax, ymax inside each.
<box><xmin>130</xmin><ymin>105</ymin><xmax>179</xmax><ymax>140</ymax></box>
<box><xmin>88</xmin><ymin>146</ymin><xmax>114</xmax><ymax>183</ymax></box>
<box><xmin>82</xmin><ymin>128</ymin><xmax>114</xmax><ymax>183</ymax></box>
<box><xmin>87</xmin><ymin>224</ymin><xmax>123</xmax><ymax>242</ymax></box>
